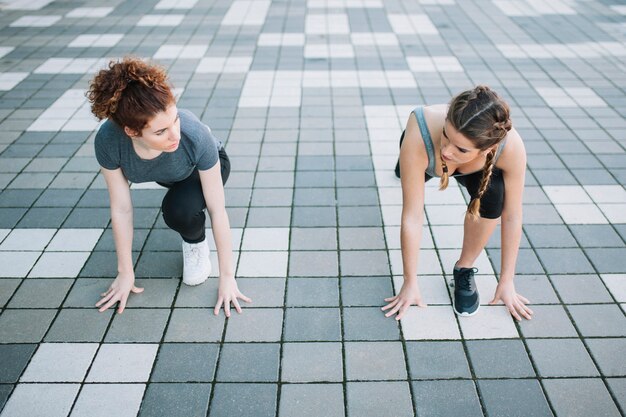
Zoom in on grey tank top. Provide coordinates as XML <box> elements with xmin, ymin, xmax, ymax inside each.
<box><xmin>412</xmin><ymin>106</ymin><xmax>506</xmax><ymax>178</ymax></box>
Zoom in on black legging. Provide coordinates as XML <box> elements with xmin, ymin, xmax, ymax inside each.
<box><xmin>396</xmin><ymin>130</ymin><xmax>504</xmax><ymax>219</ymax></box>
<box><xmin>161</xmin><ymin>148</ymin><xmax>231</xmax><ymax>243</ymax></box>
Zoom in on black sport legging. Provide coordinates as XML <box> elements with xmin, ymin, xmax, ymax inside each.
<box><xmin>160</xmin><ymin>148</ymin><xmax>231</xmax><ymax>243</ymax></box>
<box><xmin>396</xmin><ymin>130</ymin><xmax>504</xmax><ymax>219</ymax></box>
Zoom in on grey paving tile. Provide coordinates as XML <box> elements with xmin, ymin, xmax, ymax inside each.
<box><xmin>0</xmin><ymin>383</ymin><xmax>80</xmax><ymax>417</ymax></box>
<box><xmin>569</xmin><ymin>225</ymin><xmax>625</xmax><ymax>247</ymax></box>
<box><xmin>289</xmin><ymin>227</ymin><xmax>337</xmax><ymax>250</ymax></box>
<box><xmin>343</xmin><ymin>307</ymin><xmax>400</xmax><ymax>340</ymax></box>
<box><xmin>164</xmin><ymin>309</ymin><xmax>225</xmax><ymax>342</ymax></box>
<box><xmin>17</xmin><ymin>207</ymin><xmax>71</xmax><ymax>228</ymax></box>
<box><xmin>209</xmin><ymin>383</ymin><xmax>277</xmax><ymax>417</ymax></box>
<box><xmin>293</xmin><ymin>187</ymin><xmax>335</xmax><ymax>206</ymax></box>
<box><xmin>513</xmin><ymin>275</ymin><xmax>560</xmax><ymax>304</ymax></box>
<box><xmin>124</xmin><ymin>279</ymin><xmax>178</xmax><ymax>308</ymax></box>
<box><xmin>139</xmin><ymin>383</ymin><xmax>211</xmax><ymax>417</ymax></box>
<box><xmin>467</xmin><ymin>339</ymin><xmax>535</xmax><ymax>378</ymax></box>
<box><xmin>606</xmin><ymin>378</ymin><xmax>626</xmax><ymax>412</ymax></box>
<box><xmin>341</xmin><ymin>276</ymin><xmax>393</xmax><ymax>306</ymax></box>
<box><xmin>0</xmin><ymin>384</ymin><xmax>12</xmax><ymax>412</ymax></box>
<box><xmin>284</xmin><ymin>308</ymin><xmax>341</xmax><ymax>342</ymax></box>
<box><xmin>7</xmin><ymin>278</ymin><xmax>73</xmax><ymax>308</ymax></box>
<box><xmin>0</xmin><ymin>279</ymin><xmax>21</xmax><ymax>307</ymax></box>
<box><xmin>338</xmin><ymin>206</ymin><xmax>382</xmax><ymax>226</ymax></box>
<box><xmin>135</xmin><ymin>252</ymin><xmax>183</xmax><ymax>278</ymax></box>
<box><xmin>550</xmin><ymin>274</ymin><xmax>613</xmax><ymax>303</ymax></box>
<box><xmin>586</xmin><ymin>338</ymin><xmax>626</xmax><ymax>377</ymax></box>
<box><xmin>568</xmin><ymin>304</ymin><xmax>626</xmax><ymax>337</ymax></box>
<box><xmin>347</xmin><ymin>382</ymin><xmax>413</xmax><ymax>417</ymax></box>
<box><xmin>527</xmin><ymin>339</ymin><xmax>599</xmax><ymax>377</ymax></box>
<box><xmin>536</xmin><ymin>248</ymin><xmax>596</xmax><ymax>274</ymax></box>
<box><xmin>340</xmin><ymin>250</ymin><xmax>390</xmax><ymax>276</ymax></box>
<box><xmin>412</xmin><ymin>380</ymin><xmax>483</xmax><ymax>417</ymax></box>
<box><xmin>525</xmin><ymin>224</ymin><xmax>577</xmax><ymax>248</ymax></box>
<box><xmin>246</xmin><ymin>207</ymin><xmax>292</xmax><ymax>227</ymax></box>
<box><xmin>216</xmin><ymin>343</ymin><xmax>279</xmax><ymax>382</ymax></box>
<box><xmin>543</xmin><ymin>379</ymin><xmax>621</xmax><ymax>417</ymax></box>
<box><xmin>281</xmin><ymin>342</ymin><xmax>343</xmax><ymax>382</ymax></box>
<box><xmin>224</xmin><ymin>308</ymin><xmax>283</xmax><ymax>342</ymax></box>
<box><xmin>278</xmin><ymin>384</ymin><xmax>345</xmax><ymax>417</ymax></box>
<box><xmin>585</xmin><ymin>248</ymin><xmax>626</xmax><ymax>273</ymax></box>
<box><xmin>345</xmin><ymin>341</ymin><xmax>406</xmax><ymax>380</ymax></box>
<box><xmin>0</xmin><ymin>344</ymin><xmax>37</xmax><ymax>383</ymax></box>
<box><xmin>519</xmin><ymin>305</ymin><xmax>578</xmax><ymax>337</ymax></box>
<box><xmin>286</xmin><ymin>277</ymin><xmax>339</xmax><ymax>307</ymax></box>
<box><xmin>0</xmin><ymin>309</ymin><xmax>56</xmax><ymax>343</ymax></box>
<box><xmin>71</xmin><ymin>383</ymin><xmax>145</xmax><ymax>417</ymax></box>
<box><xmin>288</xmin><ymin>251</ymin><xmax>338</xmax><ymax>276</ymax></box>
<box><xmin>45</xmin><ymin>309</ymin><xmax>112</xmax><ymax>342</ymax></box>
<box><xmin>233</xmin><ymin>277</ymin><xmax>285</xmax><ymax>307</ymax></box>
<box><xmin>339</xmin><ymin>227</ymin><xmax>385</xmax><ymax>250</ymax></box>
<box><xmin>478</xmin><ymin>379</ymin><xmax>553</xmax><ymax>417</ymax></box>
<box><xmin>151</xmin><ymin>344</ymin><xmax>219</xmax><ymax>382</ymax></box>
<box><xmin>105</xmin><ymin>309</ymin><xmax>169</xmax><ymax>342</ymax></box>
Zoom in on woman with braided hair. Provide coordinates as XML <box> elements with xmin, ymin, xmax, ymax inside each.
<box><xmin>383</xmin><ymin>85</ymin><xmax>533</xmax><ymax>321</ymax></box>
<box><xmin>88</xmin><ymin>56</ymin><xmax>250</xmax><ymax>316</ymax></box>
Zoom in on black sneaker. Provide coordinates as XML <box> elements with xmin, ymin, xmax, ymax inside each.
<box><xmin>394</xmin><ymin>159</ymin><xmax>401</xmax><ymax>178</ymax></box>
<box><xmin>453</xmin><ymin>266</ymin><xmax>480</xmax><ymax>316</ymax></box>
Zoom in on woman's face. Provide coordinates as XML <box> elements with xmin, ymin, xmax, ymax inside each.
<box><xmin>126</xmin><ymin>104</ymin><xmax>181</xmax><ymax>152</ymax></box>
<box><xmin>441</xmin><ymin>121</ymin><xmax>486</xmax><ymax>164</ymax></box>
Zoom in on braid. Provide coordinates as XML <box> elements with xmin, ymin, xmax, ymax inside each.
<box><xmin>467</xmin><ymin>149</ymin><xmax>496</xmax><ymax>219</ymax></box>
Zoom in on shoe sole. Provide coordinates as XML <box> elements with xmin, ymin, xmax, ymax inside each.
<box><xmin>182</xmin><ymin>263</ymin><xmax>212</xmax><ymax>286</ymax></box>
<box><xmin>453</xmin><ymin>301</ymin><xmax>480</xmax><ymax>317</ymax></box>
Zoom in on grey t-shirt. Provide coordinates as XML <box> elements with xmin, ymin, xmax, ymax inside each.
<box><xmin>94</xmin><ymin>109</ymin><xmax>222</xmax><ymax>184</ymax></box>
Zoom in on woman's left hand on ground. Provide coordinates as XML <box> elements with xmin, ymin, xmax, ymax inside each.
<box><xmin>489</xmin><ymin>280</ymin><xmax>533</xmax><ymax>321</ymax></box>
<box><xmin>214</xmin><ymin>277</ymin><xmax>252</xmax><ymax>317</ymax></box>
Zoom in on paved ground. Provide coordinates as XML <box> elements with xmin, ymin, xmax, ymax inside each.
<box><xmin>0</xmin><ymin>0</ymin><xmax>625</xmax><ymax>416</ymax></box>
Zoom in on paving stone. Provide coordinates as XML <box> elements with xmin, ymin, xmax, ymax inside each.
<box><xmin>0</xmin><ymin>344</ymin><xmax>37</xmax><ymax>383</ymax></box>
<box><xmin>278</xmin><ymin>384</ymin><xmax>344</xmax><ymax>417</ymax></box>
<box><xmin>586</xmin><ymin>338</ymin><xmax>626</xmax><ymax>377</ymax></box>
<box><xmin>340</xmin><ymin>250</ymin><xmax>390</xmax><ymax>276</ymax></box>
<box><xmin>527</xmin><ymin>339</ymin><xmax>599</xmax><ymax>377</ymax></box>
<box><xmin>478</xmin><ymin>379</ymin><xmax>553</xmax><ymax>417</ymax></box>
<box><xmin>151</xmin><ymin>344</ymin><xmax>219</xmax><ymax>382</ymax></box>
<box><xmin>20</xmin><ymin>343</ymin><xmax>98</xmax><ymax>382</ymax></box>
<box><xmin>570</xmin><ymin>225</ymin><xmax>625</xmax><ymax>247</ymax></box>
<box><xmin>216</xmin><ymin>343</ymin><xmax>279</xmax><ymax>382</ymax></box>
<box><xmin>71</xmin><ymin>383</ymin><xmax>145</xmax><ymax>417</ymax></box>
<box><xmin>7</xmin><ymin>278</ymin><xmax>73</xmax><ymax>308</ymax></box>
<box><xmin>86</xmin><ymin>344</ymin><xmax>158</xmax><ymax>382</ymax></box>
<box><xmin>568</xmin><ymin>304</ymin><xmax>626</xmax><ymax>337</ymax></box>
<box><xmin>210</xmin><ymin>383</ymin><xmax>277</xmax><ymax>417</ymax></box>
<box><xmin>467</xmin><ymin>339</ymin><xmax>535</xmax><ymax>378</ymax></box>
<box><xmin>125</xmin><ymin>279</ymin><xmax>178</xmax><ymax>308</ymax></box>
<box><xmin>585</xmin><ymin>248</ymin><xmax>626</xmax><ymax>273</ymax></box>
<box><xmin>0</xmin><ymin>279</ymin><xmax>22</xmax><ymax>307</ymax></box>
<box><xmin>135</xmin><ymin>251</ymin><xmax>183</xmax><ymax>278</ymax></box>
<box><xmin>139</xmin><ymin>383</ymin><xmax>211</xmax><ymax>417</ymax></box>
<box><xmin>338</xmin><ymin>206</ymin><xmax>382</xmax><ymax>226</ymax></box>
<box><xmin>343</xmin><ymin>307</ymin><xmax>400</xmax><ymax>340</ymax></box>
<box><xmin>550</xmin><ymin>274</ymin><xmax>613</xmax><ymax>303</ymax></box>
<box><xmin>341</xmin><ymin>276</ymin><xmax>394</xmax><ymax>306</ymax></box>
<box><xmin>412</xmin><ymin>380</ymin><xmax>483</xmax><ymax>417</ymax></box>
<box><xmin>0</xmin><ymin>309</ymin><xmax>55</xmax><ymax>343</ymax></box>
<box><xmin>0</xmin><ymin>383</ymin><xmax>80</xmax><ymax>417</ymax></box>
<box><xmin>224</xmin><ymin>308</ymin><xmax>283</xmax><ymax>342</ymax></box>
<box><xmin>164</xmin><ymin>309</ymin><xmax>225</xmax><ymax>342</ymax></box>
<box><xmin>345</xmin><ymin>342</ymin><xmax>406</xmax><ymax>380</ymax></box>
<box><xmin>289</xmin><ymin>227</ymin><xmax>337</xmax><ymax>250</ymax></box>
<box><xmin>288</xmin><ymin>251</ymin><xmax>338</xmax><ymax>276</ymax></box>
<box><xmin>16</xmin><ymin>207</ymin><xmax>71</xmax><ymax>228</ymax></box>
<box><xmin>347</xmin><ymin>382</ymin><xmax>413</xmax><ymax>417</ymax></box>
<box><xmin>525</xmin><ymin>224</ymin><xmax>577</xmax><ymax>247</ymax></box>
<box><xmin>606</xmin><ymin>378</ymin><xmax>626</xmax><ymax>412</ymax></box>
<box><xmin>405</xmin><ymin>341</ymin><xmax>471</xmax><ymax>379</ymax></box>
<box><xmin>105</xmin><ymin>309</ymin><xmax>170</xmax><ymax>342</ymax></box>
<box><xmin>283</xmin><ymin>308</ymin><xmax>341</xmax><ymax>341</ymax></box>
<box><xmin>286</xmin><ymin>277</ymin><xmax>339</xmax><ymax>307</ymax></box>
<box><xmin>543</xmin><ymin>379</ymin><xmax>621</xmax><ymax>417</ymax></box>
<box><xmin>0</xmin><ymin>384</ymin><xmax>12</xmax><ymax>412</ymax></box>
<box><xmin>45</xmin><ymin>308</ymin><xmax>112</xmax><ymax>342</ymax></box>
<box><xmin>281</xmin><ymin>342</ymin><xmax>343</xmax><ymax>382</ymax></box>
<box><xmin>519</xmin><ymin>305</ymin><xmax>578</xmax><ymax>338</ymax></box>
<box><xmin>513</xmin><ymin>275</ymin><xmax>560</xmax><ymax>304</ymax></box>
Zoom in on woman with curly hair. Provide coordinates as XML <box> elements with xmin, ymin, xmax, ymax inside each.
<box><xmin>383</xmin><ymin>85</ymin><xmax>533</xmax><ymax>321</ymax></box>
<box><xmin>88</xmin><ymin>56</ymin><xmax>250</xmax><ymax>316</ymax></box>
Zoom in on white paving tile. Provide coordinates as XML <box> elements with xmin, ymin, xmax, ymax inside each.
<box><xmin>28</xmin><ymin>252</ymin><xmax>91</xmax><ymax>278</ymax></box>
<box><xmin>1</xmin><ymin>0</ymin><xmax>54</xmax><ymax>9</ymax></box>
<box><xmin>493</xmin><ymin>0</ymin><xmax>575</xmax><ymax>16</ymax></box>
<box><xmin>207</xmin><ymin>227</ymin><xmax>243</xmax><ymax>251</ymax></box>
<box><xmin>393</xmin><ymin>275</ymin><xmax>451</xmax><ymax>305</ymax></box>
<box><xmin>46</xmin><ymin>229</ymin><xmax>104</xmax><ymax>252</ymax></box>
<box><xmin>598</xmin><ymin>204</ymin><xmax>626</xmax><ymax>223</ymax></box>
<box><xmin>137</xmin><ymin>14</ymin><xmax>185</xmax><ymax>26</ymax></box>
<box><xmin>543</xmin><ymin>185</ymin><xmax>592</xmax><ymax>204</ymax></box>
<box><xmin>241</xmin><ymin>227</ymin><xmax>290</xmax><ymax>251</ymax></box>
<box><xmin>0</xmin><ymin>251</ymin><xmax>41</xmax><ymax>278</ymax></box>
<box><xmin>237</xmin><ymin>251</ymin><xmax>288</xmax><ymax>277</ymax></box>
<box><xmin>611</xmin><ymin>5</ymin><xmax>626</xmax><ymax>15</ymax></box>
<box><xmin>401</xmin><ymin>305</ymin><xmax>461</xmax><ymax>340</ymax></box>
<box><xmin>307</xmin><ymin>0</ymin><xmax>383</xmax><ymax>7</ymax></box>
<box><xmin>554</xmin><ymin>204</ymin><xmax>608</xmax><ymax>224</ymax></box>
<box><xmin>28</xmin><ymin>90</ymin><xmax>99</xmax><ymax>132</ymax></box>
<box><xmin>458</xmin><ymin>305</ymin><xmax>519</xmax><ymax>339</ymax></box>
<box><xmin>0</xmin><ymin>47</ymin><xmax>14</xmax><ymax>59</ymax></box>
<box><xmin>86</xmin><ymin>344</ymin><xmax>158</xmax><ymax>382</ymax></box>
<box><xmin>388</xmin><ymin>248</ymin><xmax>442</xmax><ymax>275</ymax></box>
<box><xmin>0</xmin><ymin>229</ymin><xmax>9</xmax><ymax>243</ymax></box>
<box><xmin>221</xmin><ymin>0</ymin><xmax>271</xmax><ymax>26</ymax></box>
<box><xmin>430</xmin><ymin>225</ymin><xmax>464</xmax><ymax>249</ymax></box>
<box><xmin>71</xmin><ymin>384</ymin><xmax>145</xmax><ymax>417</ymax></box>
<box><xmin>407</xmin><ymin>56</ymin><xmax>464</xmax><ymax>72</ymax></box>
<box><xmin>474</xmin><ymin>275</ymin><xmax>499</xmax><ymax>304</ymax></box>
<box><xmin>0</xmin><ymin>384</ymin><xmax>80</xmax><ymax>417</ymax></box>
<box><xmin>154</xmin><ymin>44</ymin><xmax>208</xmax><ymax>59</ymax></box>
<box><xmin>305</xmin><ymin>14</ymin><xmax>350</xmax><ymax>34</ymax></box>
<box><xmin>155</xmin><ymin>0</ymin><xmax>199</xmax><ymax>9</ymax></box>
<box><xmin>21</xmin><ymin>343</ymin><xmax>99</xmax><ymax>382</ymax></box>
<box><xmin>0</xmin><ymin>72</ymin><xmax>28</xmax><ymax>91</ymax></box>
<box><xmin>304</xmin><ymin>43</ymin><xmax>355</xmax><ymax>58</ymax></box>
<box><xmin>351</xmin><ymin>33</ymin><xmax>398</xmax><ymax>46</ymax></box>
<box><xmin>68</xmin><ymin>34</ymin><xmax>124</xmax><ymax>48</ymax></box>
<box><xmin>601</xmin><ymin>274</ymin><xmax>626</xmax><ymax>302</ymax></box>
<box><xmin>583</xmin><ymin>185</ymin><xmax>626</xmax><ymax>203</ymax></box>
<box><xmin>66</xmin><ymin>7</ymin><xmax>113</xmax><ymax>18</ymax></box>
<box><xmin>34</xmin><ymin>58</ymin><xmax>109</xmax><ymax>74</ymax></box>
<box><xmin>10</xmin><ymin>15</ymin><xmax>61</xmax><ymax>27</ymax></box>
<box><xmin>387</xmin><ymin>14</ymin><xmax>438</xmax><ymax>35</ymax></box>
<box><xmin>0</xmin><ymin>229</ymin><xmax>56</xmax><ymax>251</ymax></box>
<box><xmin>425</xmin><ymin>205</ymin><xmax>468</xmax><ymax>225</ymax></box>
<box><xmin>196</xmin><ymin>56</ymin><xmax>252</xmax><ymax>73</ymax></box>
<box><xmin>258</xmin><ymin>33</ymin><xmax>305</xmax><ymax>46</ymax></box>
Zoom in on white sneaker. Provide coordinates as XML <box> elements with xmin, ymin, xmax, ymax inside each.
<box><xmin>182</xmin><ymin>239</ymin><xmax>211</xmax><ymax>286</ymax></box>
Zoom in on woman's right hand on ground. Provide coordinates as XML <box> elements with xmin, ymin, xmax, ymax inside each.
<box><xmin>381</xmin><ymin>279</ymin><xmax>427</xmax><ymax>320</ymax></box>
<box><xmin>96</xmin><ymin>272</ymin><xmax>144</xmax><ymax>314</ymax></box>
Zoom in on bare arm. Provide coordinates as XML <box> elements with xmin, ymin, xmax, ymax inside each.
<box><xmin>199</xmin><ymin>163</ymin><xmax>251</xmax><ymax>316</ymax></box>
<box><xmin>95</xmin><ymin>167</ymin><xmax>144</xmax><ymax>313</ymax></box>
<box><xmin>490</xmin><ymin>130</ymin><xmax>533</xmax><ymax>320</ymax></box>
<box><xmin>382</xmin><ymin>115</ymin><xmax>429</xmax><ymax>320</ymax></box>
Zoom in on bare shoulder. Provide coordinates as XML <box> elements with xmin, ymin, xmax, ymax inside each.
<box><xmin>496</xmin><ymin>127</ymin><xmax>526</xmax><ymax>172</ymax></box>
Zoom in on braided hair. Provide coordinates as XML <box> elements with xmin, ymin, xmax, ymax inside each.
<box><xmin>87</xmin><ymin>56</ymin><xmax>175</xmax><ymax>134</ymax></box>
<box><xmin>443</xmin><ymin>85</ymin><xmax>512</xmax><ymax>218</ymax></box>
